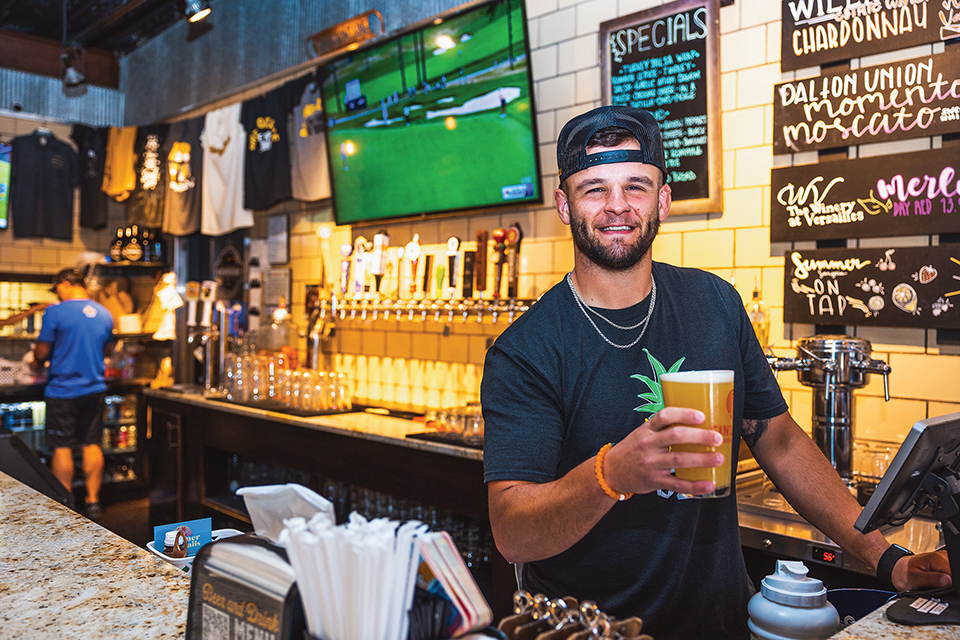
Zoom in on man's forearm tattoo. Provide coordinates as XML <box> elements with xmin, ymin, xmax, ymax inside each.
<box><xmin>742</xmin><ymin>418</ymin><xmax>770</xmax><ymax>448</ymax></box>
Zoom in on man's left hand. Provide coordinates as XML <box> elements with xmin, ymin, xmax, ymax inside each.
<box><xmin>893</xmin><ymin>550</ymin><xmax>952</xmax><ymax>592</ymax></box>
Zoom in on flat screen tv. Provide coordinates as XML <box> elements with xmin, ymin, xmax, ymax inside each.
<box><xmin>319</xmin><ymin>0</ymin><xmax>542</xmax><ymax>225</ymax></box>
<box><xmin>0</xmin><ymin>142</ymin><xmax>10</xmax><ymax>229</ymax></box>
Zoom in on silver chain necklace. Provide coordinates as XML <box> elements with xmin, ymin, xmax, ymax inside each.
<box><xmin>566</xmin><ymin>272</ymin><xmax>657</xmax><ymax>349</ymax></box>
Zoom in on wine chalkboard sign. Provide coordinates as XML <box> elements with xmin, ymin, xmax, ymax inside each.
<box><xmin>781</xmin><ymin>1</ymin><xmax>960</xmax><ymax>72</ymax></box>
<box><xmin>774</xmin><ymin>46</ymin><xmax>960</xmax><ymax>154</ymax></box>
<box><xmin>771</xmin><ymin>147</ymin><xmax>960</xmax><ymax>242</ymax></box>
<box><xmin>600</xmin><ymin>0</ymin><xmax>721</xmax><ymax>215</ymax></box>
<box><xmin>783</xmin><ymin>246</ymin><xmax>960</xmax><ymax>329</ymax></box>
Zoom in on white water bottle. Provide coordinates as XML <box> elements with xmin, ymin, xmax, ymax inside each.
<box><xmin>748</xmin><ymin>560</ymin><xmax>839</xmax><ymax>640</ymax></box>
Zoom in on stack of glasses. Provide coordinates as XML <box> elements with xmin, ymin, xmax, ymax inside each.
<box><xmin>221</xmin><ymin>351</ymin><xmax>353</xmax><ymax>413</ymax></box>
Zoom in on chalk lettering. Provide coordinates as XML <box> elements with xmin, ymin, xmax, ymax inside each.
<box><xmin>792</xmin><ymin>252</ymin><xmax>872</xmax><ymax>280</ymax></box>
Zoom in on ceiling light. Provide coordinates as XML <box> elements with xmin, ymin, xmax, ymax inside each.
<box><xmin>185</xmin><ymin>0</ymin><xmax>212</xmax><ymax>23</ymax></box>
<box><xmin>60</xmin><ymin>46</ymin><xmax>86</xmax><ymax>87</ymax></box>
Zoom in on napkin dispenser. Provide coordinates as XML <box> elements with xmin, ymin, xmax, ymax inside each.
<box><xmin>186</xmin><ymin>534</ymin><xmax>306</xmax><ymax>640</ymax></box>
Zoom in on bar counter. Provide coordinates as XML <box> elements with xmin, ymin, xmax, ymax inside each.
<box><xmin>0</xmin><ymin>470</ymin><xmax>189</xmax><ymax>639</ymax></box>
<box><xmin>140</xmin><ymin>389</ymin><xmax>959</xmax><ymax>638</ymax></box>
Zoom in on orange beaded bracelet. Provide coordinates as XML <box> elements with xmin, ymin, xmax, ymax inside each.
<box><xmin>595</xmin><ymin>443</ymin><xmax>633</xmax><ymax>501</ymax></box>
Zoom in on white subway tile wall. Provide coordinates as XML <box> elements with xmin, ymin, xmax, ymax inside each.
<box><xmin>287</xmin><ymin>0</ymin><xmax>960</xmax><ymax>435</ymax></box>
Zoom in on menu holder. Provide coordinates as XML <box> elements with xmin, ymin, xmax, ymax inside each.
<box><xmin>186</xmin><ymin>534</ymin><xmax>306</xmax><ymax>640</ymax></box>
<box><xmin>417</xmin><ymin>531</ymin><xmax>493</xmax><ymax>637</ymax></box>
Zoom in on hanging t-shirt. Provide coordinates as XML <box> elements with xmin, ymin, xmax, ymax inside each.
<box><xmin>70</xmin><ymin>124</ymin><xmax>109</xmax><ymax>230</ymax></box>
<box><xmin>101</xmin><ymin>126</ymin><xmax>137</xmax><ymax>202</ymax></box>
<box><xmin>10</xmin><ymin>130</ymin><xmax>78</xmax><ymax>241</ymax></box>
<box><xmin>127</xmin><ymin>124</ymin><xmax>168</xmax><ymax>228</ymax></box>
<box><xmin>162</xmin><ymin>116</ymin><xmax>204</xmax><ymax>236</ymax></box>
<box><xmin>240</xmin><ymin>84</ymin><xmax>297</xmax><ymax>210</ymax></box>
<box><xmin>201</xmin><ymin>103</ymin><xmax>253</xmax><ymax>236</ymax></box>
<box><xmin>289</xmin><ymin>77</ymin><xmax>332</xmax><ymax>202</ymax></box>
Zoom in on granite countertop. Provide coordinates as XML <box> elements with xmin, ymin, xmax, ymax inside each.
<box><xmin>832</xmin><ymin>601</ymin><xmax>960</xmax><ymax>638</ymax></box>
<box><xmin>144</xmin><ymin>387</ymin><xmax>483</xmax><ymax>461</ymax></box>
<box><xmin>0</xmin><ymin>471</ymin><xmax>189</xmax><ymax>639</ymax></box>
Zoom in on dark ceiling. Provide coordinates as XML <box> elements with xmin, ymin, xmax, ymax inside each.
<box><xmin>0</xmin><ymin>0</ymin><xmax>186</xmax><ymax>56</ymax></box>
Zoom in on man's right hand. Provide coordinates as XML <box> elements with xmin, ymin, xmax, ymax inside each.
<box><xmin>603</xmin><ymin>407</ymin><xmax>724</xmax><ymax>497</ymax></box>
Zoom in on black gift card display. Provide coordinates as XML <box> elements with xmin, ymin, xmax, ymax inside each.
<box><xmin>780</xmin><ymin>0</ymin><xmax>960</xmax><ymax>72</ymax></box>
<box><xmin>600</xmin><ymin>0</ymin><xmax>722</xmax><ymax>215</ymax></box>
<box><xmin>774</xmin><ymin>46</ymin><xmax>960</xmax><ymax>154</ymax></box>
<box><xmin>783</xmin><ymin>246</ymin><xmax>960</xmax><ymax>329</ymax></box>
<box><xmin>771</xmin><ymin>147</ymin><xmax>960</xmax><ymax>243</ymax></box>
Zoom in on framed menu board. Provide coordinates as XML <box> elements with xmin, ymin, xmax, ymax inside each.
<box><xmin>600</xmin><ymin>0</ymin><xmax>721</xmax><ymax>215</ymax></box>
<box><xmin>781</xmin><ymin>1</ymin><xmax>960</xmax><ymax>72</ymax></box>
<box><xmin>783</xmin><ymin>245</ymin><xmax>960</xmax><ymax>329</ymax></box>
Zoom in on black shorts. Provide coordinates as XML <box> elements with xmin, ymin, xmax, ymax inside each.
<box><xmin>45</xmin><ymin>391</ymin><xmax>107</xmax><ymax>449</ymax></box>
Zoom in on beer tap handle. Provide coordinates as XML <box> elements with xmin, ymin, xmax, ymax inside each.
<box><xmin>853</xmin><ymin>357</ymin><xmax>893</xmax><ymax>401</ymax></box>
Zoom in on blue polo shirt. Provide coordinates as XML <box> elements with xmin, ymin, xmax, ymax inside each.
<box><xmin>38</xmin><ymin>299</ymin><xmax>114</xmax><ymax>399</ymax></box>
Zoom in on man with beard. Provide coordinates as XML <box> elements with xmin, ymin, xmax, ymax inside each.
<box><xmin>480</xmin><ymin>105</ymin><xmax>950</xmax><ymax>640</ymax></box>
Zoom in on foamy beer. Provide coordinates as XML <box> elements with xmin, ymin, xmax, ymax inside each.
<box><xmin>660</xmin><ymin>370</ymin><xmax>735</xmax><ymax>498</ymax></box>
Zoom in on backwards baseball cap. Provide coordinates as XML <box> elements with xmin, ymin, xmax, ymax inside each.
<box><xmin>50</xmin><ymin>267</ymin><xmax>86</xmax><ymax>292</ymax></box>
<box><xmin>557</xmin><ymin>105</ymin><xmax>667</xmax><ymax>183</ymax></box>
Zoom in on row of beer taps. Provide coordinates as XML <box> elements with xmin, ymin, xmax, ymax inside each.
<box><xmin>323</xmin><ymin>223</ymin><xmax>526</xmax><ymax>302</ymax></box>
<box><xmin>310</xmin><ymin>223</ymin><xmax>532</xmax><ymax>324</ymax></box>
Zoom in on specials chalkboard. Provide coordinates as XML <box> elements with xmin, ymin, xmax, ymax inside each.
<box><xmin>781</xmin><ymin>0</ymin><xmax>960</xmax><ymax>72</ymax></box>
<box><xmin>783</xmin><ymin>246</ymin><xmax>960</xmax><ymax>329</ymax></box>
<box><xmin>600</xmin><ymin>0</ymin><xmax>722</xmax><ymax>215</ymax></box>
<box><xmin>771</xmin><ymin>147</ymin><xmax>960</xmax><ymax>242</ymax></box>
<box><xmin>774</xmin><ymin>46</ymin><xmax>960</xmax><ymax>154</ymax></box>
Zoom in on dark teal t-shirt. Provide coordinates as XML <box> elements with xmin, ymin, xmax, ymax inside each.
<box><xmin>38</xmin><ymin>299</ymin><xmax>114</xmax><ymax>399</ymax></box>
<box><xmin>482</xmin><ymin>261</ymin><xmax>788</xmax><ymax>640</ymax></box>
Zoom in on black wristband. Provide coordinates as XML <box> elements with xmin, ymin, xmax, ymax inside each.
<box><xmin>877</xmin><ymin>544</ymin><xmax>913</xmax><ymax>589</ymax></box>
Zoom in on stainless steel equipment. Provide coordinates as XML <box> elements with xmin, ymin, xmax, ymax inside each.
<box><xmin>768</xmin><ymin>336</ymin><xmax>891</xmax><ymax>481</ymax></box>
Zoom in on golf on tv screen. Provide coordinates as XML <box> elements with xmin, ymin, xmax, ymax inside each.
<box><xmin>0</xmin><ymin>143</ymin><xmax>9</xmax><ymax>229</ymax></box>
<box><xmin>319</xmin><ymin>0</ymin><xmax>541</xmax><ymax>225</ymax></box>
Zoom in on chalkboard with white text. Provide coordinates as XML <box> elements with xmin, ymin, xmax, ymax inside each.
<box><xmin>773</xmin><ymin>46</ymin><xmax>960</xmax><ymax>154</ymax></box>
<box><xmin>600</xmin><ymin>0</ymin><xmax>722</xmax><ymax>215</ymax></box>
<box><xmin>780</xmin><ymin>0</ymin><xmax>960</xmax><ymax>72</ymax></box>
<box><xmin>783</xmin><ymin>245</ymin><xmax>960</xmax><ymax>328</ymax></box>
<box><xmin>770</xmin><ymin>147</ymin><xmax>960</xmax><ymax>242</ymax></box>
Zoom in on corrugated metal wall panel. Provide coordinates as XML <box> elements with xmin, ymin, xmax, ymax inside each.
<box><xmin>121</xmin><ymin>0</ymin><xmax>470</xmax><ymax>125</ymax></box>
<box><xmin>0</xmin><ymin>67</ymin><xmax>123</xmax><ymax>126</ymax></box>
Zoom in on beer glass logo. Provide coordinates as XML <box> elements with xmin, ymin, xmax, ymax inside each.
<box><xmin>726</xmin><ymin>389</ymin><xmax>734</xmax><ymax>417</ymax></box>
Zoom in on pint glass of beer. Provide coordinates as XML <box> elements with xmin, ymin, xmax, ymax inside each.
<box><xmin>660</xmin><ymin>370</ymin><xmax>735</xmax><ymax>498</ymax></box>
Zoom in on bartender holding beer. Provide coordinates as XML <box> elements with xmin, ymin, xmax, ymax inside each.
<box><xmin>480</xmin><ymin>105</ymin><xmax>951</xmax><ymax>640</ymax></box>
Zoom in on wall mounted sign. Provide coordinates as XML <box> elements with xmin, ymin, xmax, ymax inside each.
<box><xmin>213</xmin><ymin>244</ymin><xmax>244</xmax><ymax>300</ymax></box>
<box><xmin>774</xmin><ymin>46</ymin><xmax>960</xmax><ymax>154</ymax></box>
<box><xmin>267</xmin><ymin>214</ymin><xmax>289</xmax><ymax>265</ymax></box>
<box><xmin>306</xmin><ymin>10</ymin><xmax>385</xmax><ymax>58</ymax></box>
<box><xmin>783</xmin><ymin>245</ymin><xmax>960</xmax><ymax>328</ymax></box>
<box><xmin>781</xmin><ymin>0</ymin><xmax>960</xmax><ymax>72</ymax></box>
<box><xmin>771</xmin><ymin>147</ymin><xmax>960</xmax><ymax>242</ymax></box>
<box><xmin>600</xmin><ymin>0</ymin><xmax>722</xmax><ymax>215</ymax></box>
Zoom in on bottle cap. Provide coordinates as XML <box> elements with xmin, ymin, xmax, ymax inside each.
<box><xmin>760</xmin><ymin>560</ymin><xmax>828</xmax><ymax>607</ymax></box>
<box><xmin>164</xmin><ymin>530</ymin><xmax>178</xmax><ymax>546</ymax></box>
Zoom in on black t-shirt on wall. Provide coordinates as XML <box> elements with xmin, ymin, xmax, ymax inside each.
<box><xmin>70</xmin><ymin>124</ymin><xmax>109</xmax><ymax>230</ymax></box>
<box><xmin>127</xmin><ymin>124</ymin><xmax>169</xmax><ymax>228</ymax></box>
<box><xmin>482</xmin><ymin>262</ymin><xmax>789</xmax><ymax>640</ymax></box>
<box><xmin>10</xmin><ymin>130</ymin><xmax>79</xmax><ymax>240</ymax></box>
<box><xmin>241</xmin><ymin>82</ymin><xmax>302</xmax><ymax>211</ymax></box>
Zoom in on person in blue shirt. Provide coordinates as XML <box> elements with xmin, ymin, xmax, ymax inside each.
<box><xmin>33</xmin><ymin>268</ymin><xmax>114</xmax><ymax>519</ymax></box>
